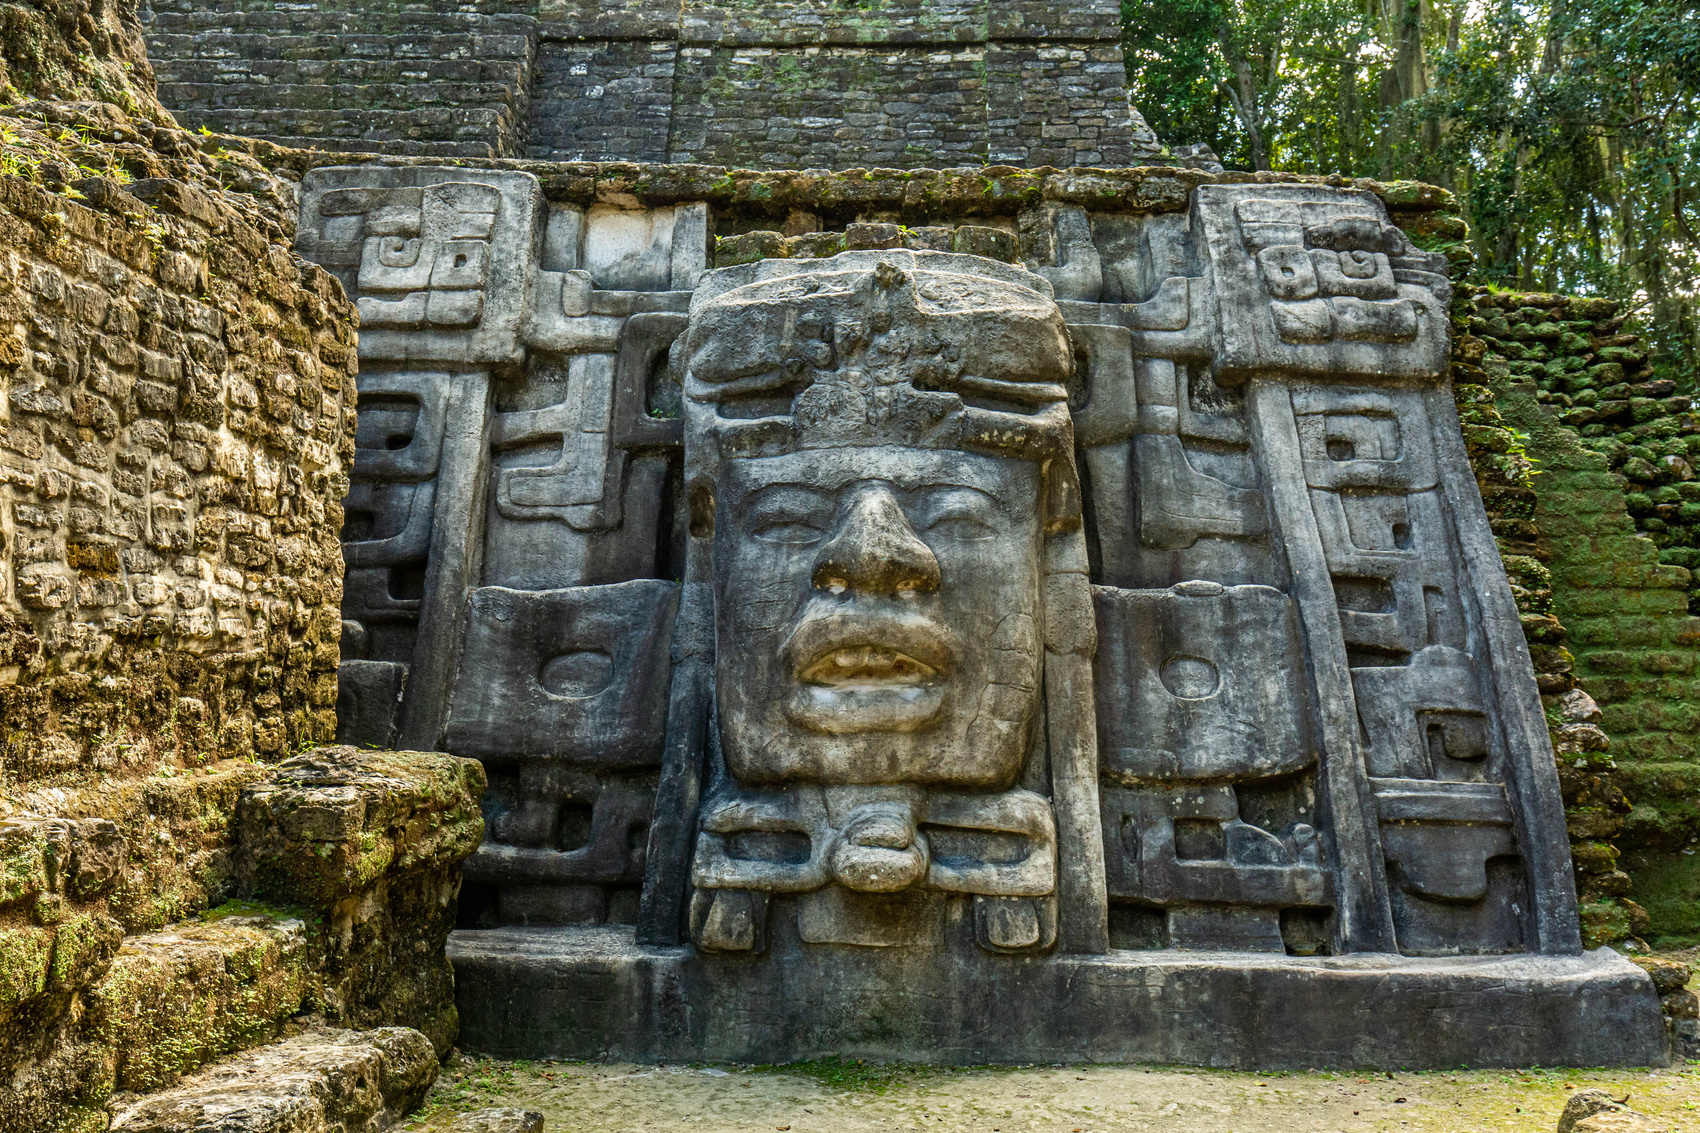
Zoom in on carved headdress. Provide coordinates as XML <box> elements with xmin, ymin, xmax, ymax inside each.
<box><xmin>679</xmin><ymin>250</ymin><xmax>1083</xmax><ymax>527</ymax></box>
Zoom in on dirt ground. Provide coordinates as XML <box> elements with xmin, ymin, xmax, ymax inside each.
<box><xmin>402</xmin><ymin>1056</ymin><xmax>1700</xmax><ymax>1133</ymax></box>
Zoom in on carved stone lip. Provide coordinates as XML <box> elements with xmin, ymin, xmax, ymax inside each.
<box><xmin>781</xmin><ymin>610</ymin><xmax>958</xmax><ymax>682</ymax></box>
<box><xmin>797</xmin><ymin>647</ymin><xmax>937</xmax><ymax>689</ymax></box>
<box><xmin>780</xmin><ymin>610</ymin><xmax>958</xmax><ymax>733</ymax></box>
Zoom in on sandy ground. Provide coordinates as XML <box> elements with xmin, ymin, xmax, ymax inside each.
<box><xmin>401</xmin><ymin>1057</ymin><xmax>1700</xmax><ymax>1132</ymax></box>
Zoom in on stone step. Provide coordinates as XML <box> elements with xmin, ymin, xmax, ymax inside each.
<box><xmin>165</xmin><ymin>106</ymin><xmax>514</xmax><ymax>140</ymax></box>
<box><xmin>147</xmin><ymin>11</ymin><xmax>535</xmax><ymax>33</ymax></box>
<box><xmin>143</xmin><ymin>0</ymin><xmax>536</xmax><ymax>16</ymax></box>
<box><xmin>147</xmin><ymin>33</ymin><xmax>536</xmax><ymax>62</ymax></box>
<box><xmin>147</xmin><ymin>25</ymin><xmax>536</xmax><ymax>51</ymax></box>
<box><xmin>108</xmin><ymin>1026</ymin><xmax>438</xmax><ymax>1132</ymax></box>
<box><xmin>166</xmin><ymin>117</ymin><xmax>508</xmax><ymax>156</ymax></box>
<box><xmin>154</xmin><ymin>75</ymin><xmax>529</xmax><ymax>107</ymax></box>
<box><xmin>448</xmin><ymin>924</ymin><xmax>1670</xmax><ymax>1068</ymax></box>
<box><xmin>5</xmin><ymin>912</ymin><xmax>314</xmax><ymax>1130</ymax></box>
<box><xmin>88</xmin><ymin>916</ymin><xmax>315</xmax><ymax>1096</ymax></box>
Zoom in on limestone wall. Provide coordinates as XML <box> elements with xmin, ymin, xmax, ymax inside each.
<box><xmin>0</xmin><ymin>10</ymin><xmax>487</xmax><ymax>1125</ymax></box>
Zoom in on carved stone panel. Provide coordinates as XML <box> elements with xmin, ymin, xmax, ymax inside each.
<box><xmin>335</xmin><ymin>370</ymin><xmax>455</xmax><ymax>748</ymax></box>
<box><xmin>446</xmin><ymin>580</ymin><xmax>678</xmax><ymax>762</ymax></box>
<box><xmin>1094</xmin><ymin>582</ymin><xmax>1327</xmax><ymax>951</ymax></box>
<box><xmin>297</xmin><ymin>168</ymin><xmax>545</xmax><ymax>365</ymax></box>
<box><xmin>1191</xmin><ymin>184</ymin><xmax>1453</xmax><ymax>384</ymax></box>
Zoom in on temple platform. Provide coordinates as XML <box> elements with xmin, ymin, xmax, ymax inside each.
<box><xmin>448</xmin><ymin>925</ymin><xmax>1669</xmax><ymax>1069</ymax></box>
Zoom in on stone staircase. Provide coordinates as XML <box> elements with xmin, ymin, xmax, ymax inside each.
<box><xmin>0</xmin><ymin>748</ymin><xmax>485</xmax><ymax>1130</ymax></box>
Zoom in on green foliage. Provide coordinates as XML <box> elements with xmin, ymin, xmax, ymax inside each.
<box><xmin>753</xmin><ymin>1055</ymin><xmax>950</xmax><ymax>1093</ymax></box>
<box><xmin>1123</xmin><ymin>0</ymin><xmax>1700</xmax><ymax>387</ymax></box>
<box><xmin>1122</xmin><ymin>0</ymin><xmax>1387</xmax><ymax>173</ymax></box>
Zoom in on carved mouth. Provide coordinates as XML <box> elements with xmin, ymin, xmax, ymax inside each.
<box><xmin>781</xmin><ymin>610</ymin><xmax>957</xmax><ymax>733</ymax></box>
<box><xmin>798</xmin><ymin>646</ymin><xmax>938</xmax><ymax>689</ymax></box>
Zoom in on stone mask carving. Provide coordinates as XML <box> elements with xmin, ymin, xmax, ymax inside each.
<box><xmin>684</xmin><ymin>251</ymin><xmax>1075</xmax><ymax>790</ymax></box>
<box><xmin>712</xmin><ymin>448</ymin><xmax>1041</xmax><ymax>788</ymax></box>
<box><xmin>677</xmin><ymin>251</ymin><xmax>1093</xmax><ymax>952</ymax></box>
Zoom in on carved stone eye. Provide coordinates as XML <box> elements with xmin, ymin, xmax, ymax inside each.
<box><xmin>539</xmin><ymin>650</ymin><xmax>614</xmax><ymax>698</ymax></box>
<box><xmin>753</xmin><ymin>520</ymin><xmax>824</xmax><ymax>544</ymax></box>
<box><xmin>1160</xmin><ymin>655</ymin><xmax>1220</xmax><ymax>699</ymax></box>
<box><xmin>925</xmin><ymin>513</ymin><xmax>994</xmax><ymax>541</ymax></box>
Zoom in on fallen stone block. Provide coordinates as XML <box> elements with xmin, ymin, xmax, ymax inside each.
<box><xmin>109</xmin><ymin>1026</ymin><xmax>438</xmax><ymax>1132</ymax></box>
<box><xmin>1557</xmin><ymin>1089</ymin><xmax>1671</xmax><ymax>1133</ymax></box>
<box><xmin>448</xmin><ymin>1109</ymin><xmax>545</xmax><ymax>1133</ymax></box>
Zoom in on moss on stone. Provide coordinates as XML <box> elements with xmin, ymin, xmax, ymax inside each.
<box><xmin>84</xmin><ymin>917</ymin><xmax>310</xmax><ymax>1094</ymax></box>
<box><xmin>46</xmin><ymin>911</ymin><xmax>121</xmax><ymax>991</ymax></box>
<box><xmin>1627</xmin><ymin>851</ymin><xmax>1700</xmax><ymax>947</ymax></box>
<box><xmin>1454</xmin><ymin>280</ymin><xmax>1700</xmax><ymax>944</ymax></box>
<box><xmin>0</xmin><ymin>924</ymin><xmax>53</xmax><ymax>1006</ymax></box>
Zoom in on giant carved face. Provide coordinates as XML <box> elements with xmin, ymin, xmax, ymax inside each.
<box><xmin>714</xmin><ymin>446</ymin><xmax>1043</xmax><ymax>788</ymax></box>
<box><xmin>681</xmin><ymin>250</ymin><xmax>1077</xmax><ymax>791</ymax></box>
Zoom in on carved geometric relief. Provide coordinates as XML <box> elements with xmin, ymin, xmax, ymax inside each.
<box><xmin>1295</xmin><ymin>386</ymin><xmax>1462</xmax><ymax>663</ymax></box>
<box><xmin>484</xmin><ymin>312</ymin><xmax>687</xmax><ymax>590</ymax></box>
<box><xmin>1294</xmin><ymin>388</ymin><xmax>1436</xmax><ymax>492</ymax></box>
<box><xmin>1352</xmin><ymin>645</ymin><xmax>1492</xmax><ymax>781</ymax></box>
<box><xmin>296</xmin><ymin>166</ymin><xmax>544</xmax><ymax>363</ymax></box>
<box><xmin>339</xmin><ymin>371</ymin><xmax>454</xmax><ymax>679</ymax></box>
<box><xmin>1192</xmin><ymin>184</ymin><xmax>1452</xmax><ymax>384</ymax></box>
<box><xmin>689</xmin><ymin>783</ymin><xmax>1060</xmax><ymax>954</ymax></box>
<box><xmin>1092</xmin><ymin>581</ymin><xmax>1311</xmax><ymax>784</ymax></box>
<box><xmin>1372</xmin><ymin>777</ymin><xmax>1525</xmax><ymax>955</ymax></box>
<box><xmin>1093</xmin><ymin>581</ymin><xmax>1329</xmax><ymax>950</ymax></box>
<box><xmin>463</xmin><ymin>765</ymin><xmax>658</xmax><ymax>926</ymax></box>
<box><xmin>1070</xmin><ymin>314</ymin><xmax>1269</xmax><ymax>588</ymax></box>
<box><xmin>1099</xmin><ymin>782</ymin><xmax>1331</xmax><ymax>951</ymax></box>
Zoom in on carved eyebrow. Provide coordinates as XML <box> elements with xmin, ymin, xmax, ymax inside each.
<box><xmin>745</xmin><ymin>484</ymin><xmax>833</xmax><ymax>512</ymax></box>
<box><xmin>914</xmin><ymin>484</ymin><xmax>999</xmax><ymax>507</ymax></box>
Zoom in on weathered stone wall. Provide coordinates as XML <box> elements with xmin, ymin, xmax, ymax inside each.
<box><xmin>0</xmin><ymin>99</ymin><xmax>354</xmax><ymax>788</ymax></box>
<box><xmin>0</xmin><ymin>0</ymin><xmax>171</xmax><ymax>121</ymax></box>
<box><xmin>142</xmin><ymin>0</ymin><xmax>538</xmax><ymax>159</ymax></box>
<box><xmin>138</xmin><ymin>0</ymin><xmax>1165</xmax><ymax>168</ymax></box>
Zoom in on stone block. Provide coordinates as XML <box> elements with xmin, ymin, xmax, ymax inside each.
<box><xmin>1558</xmin><ymin>1089</ymin><xmax>1668</xmax><ymax>1133</ymax></box>
<box><xmin>450</xmin><ymin>1109</ymin><xmax>547</xmax><ymax>1133</ymax></box>
<box><xmin>236</xmin><ymin>747</ymin><xmax>486</xmax><ymax>1051</ymax></box>
<box><xmin>85</xmin><ymin>917</ymin><xmax>312</xmax><ymax>1094</ymax></box>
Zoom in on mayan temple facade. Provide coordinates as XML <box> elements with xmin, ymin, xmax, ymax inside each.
<box><xmin>288</xmin><ymin>159</ymin><xmax>1665</xmax><ymax>1065</ymax></box>
<box><xmin>154</xmin><ymin>0</ymin><xmax>1668</xmax><ymax>1068</ymax></box>
<box><xmin>0</xmin><ymin>5</ymin><xmax>1673</xmax><ymax>1119</ymax></box>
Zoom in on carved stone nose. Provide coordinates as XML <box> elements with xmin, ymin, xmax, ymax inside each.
<box><xmin>831</xmin><ymin>803</ymin><xmax>929</xmax><ymax>892</ymax></box>
<box><xmin>811</xmin><ymin>485</ymin><xmax>940</xmax><ymax>596</ymax></box>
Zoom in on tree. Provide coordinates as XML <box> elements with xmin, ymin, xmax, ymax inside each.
<box><xmin>1122</xmin><ymin>0</ymin><xmax>1700</xmax><ymax>384</ymax></box>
